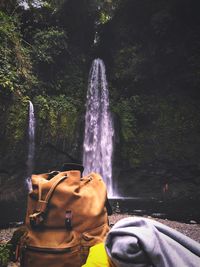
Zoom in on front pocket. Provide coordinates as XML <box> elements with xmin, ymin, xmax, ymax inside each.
<box><xmin>20</xmin><ymin>245</ymin><xmax>81</xmax><ymax>267</ymax></box>
<box><xmin>82</xmin><ymin>223</ymin><xmax>110</xmax><ymax>245</ymax></box>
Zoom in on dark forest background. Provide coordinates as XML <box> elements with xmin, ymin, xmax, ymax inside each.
<box><xmin>0</xmin><ymin>0</ymin><xmax>200</xmax><ymax>220</ymax></box>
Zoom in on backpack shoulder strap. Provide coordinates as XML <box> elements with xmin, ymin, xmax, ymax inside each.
<box><xmin>38</xmin><ymin>174</ymin><xmax>67</xmax><ymax>212</ymax></box>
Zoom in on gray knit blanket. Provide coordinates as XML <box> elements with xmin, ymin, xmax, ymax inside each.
<box><xmin>105</xmin><ymin>217</ymin><xmax>200</xmax><ymax>267</ymax></box>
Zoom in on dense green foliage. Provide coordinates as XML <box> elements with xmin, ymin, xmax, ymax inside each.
<box><xmin>34</xmin><ymin>94</ymin><xmax>79</xmax><ymax>141</ymax></box>
<box><xmin>0</xmin><ymin>244</ymin><xmax>12</xmax><ymax>267</ymax></box>
<box><xmin>101</xmin><ymin>0</ymin><xmax>200</xmax><ymax>96</ymax></box>
<box><xmin>6</xmin><ymin>96</ymin><xmax>29</xmax><ymax>142</ymax></box>
<box><xmin>113</xmin><ymin>95</ymin><xmax>200</xmax><ymax>167</ymax></box>
<box><xmin>0</xmin><ymin>11</ymin><xmax>34</xmax><ymax>95</ymax></box>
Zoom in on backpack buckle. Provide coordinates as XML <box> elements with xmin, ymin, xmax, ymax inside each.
<box><xmin>29</xmin><ymin>212</ymin><xmax>45</xmax><ymax>228</ymax></box>
<box><xmin>65</xmin><ymin>210</ymin><xmax>72</xmax><ymax>230</ymax></box>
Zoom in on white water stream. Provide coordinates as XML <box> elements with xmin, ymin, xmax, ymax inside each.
<box><xmin>83</xmin><ymin>58</ymin><xmax>115</xmax><ymax>197</ymax></box>
<box><xmin>26</xmin><ymin>100</ymin><xmax>35</xmax><ymax>191</ymax></box>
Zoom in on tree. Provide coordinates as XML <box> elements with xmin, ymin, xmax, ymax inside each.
<box><xmin>0</xmin><ymin>11</ymin><xmax>35</xmax><ymax>96</ymax></box>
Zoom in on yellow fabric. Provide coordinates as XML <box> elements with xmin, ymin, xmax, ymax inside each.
<box><xmin>82</xmin><ymin>243</ymin><xmax>111</xmax><ymax>267</ymax></box>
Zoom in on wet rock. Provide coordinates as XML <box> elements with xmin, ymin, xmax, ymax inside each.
<box><xmin>190</xmin><ymin>220</ymin><xmax>197</xmax><ymax>224</ymax></box>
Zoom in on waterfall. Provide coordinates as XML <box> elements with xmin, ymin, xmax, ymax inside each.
<box><xmin>26</xmin><ymin>100</ymin><xmax>35</xmax><ymax>192</ymax></box>
<box><xmin>83</xmin><ymin>58</ymin><xmax>115</xmax><ymax>197</ymax></box>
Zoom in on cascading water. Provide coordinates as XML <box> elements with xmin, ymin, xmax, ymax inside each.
<box><xmin>26</xmin><ymin>100</ymin><xmax>35</xmax><ymax>192</ymax></box>
<box><xmin>83</xmin><ymin>58</ymin><xmax>115</xmax><ymax>197</ymax></box>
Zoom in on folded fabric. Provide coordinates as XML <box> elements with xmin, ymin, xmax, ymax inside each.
<box><xmin>105</xmin><ymin>217</ymin><xmax>200</xmax><ymax>267</ymax></box>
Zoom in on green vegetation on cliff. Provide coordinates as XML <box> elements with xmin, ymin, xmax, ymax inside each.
<box><xmin>112</xmin><ymin>95</ymin><xmax>200</xmax><ymax>168</ymax></box>
<box><xmin>0</xmin><ymin>0</ymin><xmax>200</xmax><ymax>200</ymax></box>
<box><xmin>0</xmin><ymin>11</ymin><xmax>35</xmax><ymax>95</ymax></box>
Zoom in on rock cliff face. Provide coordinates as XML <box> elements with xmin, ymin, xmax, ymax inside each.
<box><xmin>1</xmin><ymin>0</ymin><xmax>200</xmax><ymax>225</ymax></box>
<box><xmin>95</xmin><ymin>0</ymin><xmax>200</xmax><ymax>201</ymax></box>
<box><xmin>114</xmin><ymin>160</ymin><xmax>200</xmax><ymax>200</ymax></box>
<box><xmin>1</xmin><ymin>93</ymin><xmax>200</xmax><ymax>225</ymax></box>
<box><xmin>112</xmin><ymin>95</ymin><xmax>200</xmax><ymax>200</ymax></box>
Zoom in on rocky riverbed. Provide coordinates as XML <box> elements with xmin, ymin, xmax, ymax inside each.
<box><xmin>0</xmin><ymin>214</ymin><xmax>199</xmax><ymax>267</ymax></box>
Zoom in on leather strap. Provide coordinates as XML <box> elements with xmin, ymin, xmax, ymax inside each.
<box><xmin>30</xmin><ymin>174</ymin><xmax>67</xmax><ymax>227</ymax></box>
<box><xmin>37</xmin><ymin>175</ymin><xmax>67</xmax><ymax>213</ymax></box>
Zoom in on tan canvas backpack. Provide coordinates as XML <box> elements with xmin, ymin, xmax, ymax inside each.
<box><xmin>19</xmin><ymin>169</ymin><xmax>110</xmax><ymax>267</ymax></box>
